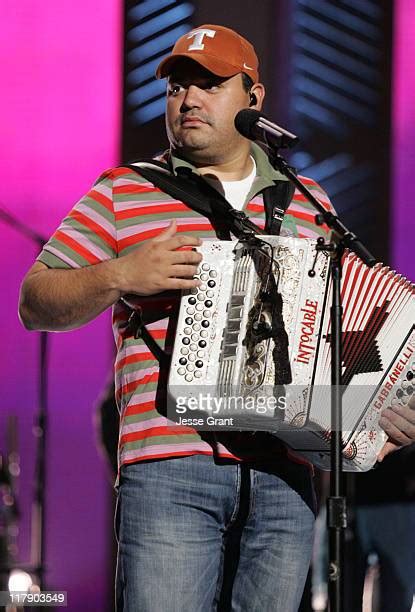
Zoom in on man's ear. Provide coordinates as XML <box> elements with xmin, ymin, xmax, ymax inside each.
<box><xmin>248</xmin><ymin>82</ymin><xmax>265</xmax><ymax>110</ymax></box>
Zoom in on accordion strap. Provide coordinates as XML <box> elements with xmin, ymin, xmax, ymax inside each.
<box><xmin>120</xmin><ymin>158</ymin><xmax>294</xmax><ymax>362</ymax></box>
<box><xmin>125</xmin><ymin>159</ymin><xmax>263</xmax><ymax>240</ymax></box>
<box><xmin>263</xmin><ymin>182</ymin><xmax>295</xmax><ymax>234</ymax></box>
<box><xmin>121</xmin><ymin>300</ymin><xmax>169</xmax><ymax>364</ymax></box>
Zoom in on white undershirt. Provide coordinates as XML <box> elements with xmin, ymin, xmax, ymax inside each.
<box><xmin>203</xmin><ymin>157</ymin><xmax>257</xmax><ymax>210</ymax></box>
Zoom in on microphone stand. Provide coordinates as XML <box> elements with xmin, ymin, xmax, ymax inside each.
<box><xmin>0</xmin><ymin>206</ymin><xmax>48</xmax><ymax>593</ymax></box>
<box><xmin>266</xmin><ymin>150</ymin><xmax>376</xmax><ymax>612</ymax></box>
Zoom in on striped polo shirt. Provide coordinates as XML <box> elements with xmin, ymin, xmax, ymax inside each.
<box><xmin>38</xmin><ymin>143</ymin><xmax>334</xmax><ymax>468</ymax></box>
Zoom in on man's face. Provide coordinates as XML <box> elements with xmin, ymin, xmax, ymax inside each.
<box><xmin>165</xmin><ymin>59</ymin><xmax>252</xmax><ymax>165</ymax></box>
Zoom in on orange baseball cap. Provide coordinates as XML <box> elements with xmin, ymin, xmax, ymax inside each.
<box><xmin>156</xmin><ymin>24</ymin><xmax>259</xmax><ymax>83</ymax></box>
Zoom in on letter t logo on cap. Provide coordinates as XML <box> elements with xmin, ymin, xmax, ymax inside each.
<box><xmin>186</xmin><ymin>28</ymin><xmax>216</xmax><ymax>51</ymax></box>
<box><xmin>155</xmin><ymin>24</ymin><xmax>260</xmax><ymax>83</ymax></box>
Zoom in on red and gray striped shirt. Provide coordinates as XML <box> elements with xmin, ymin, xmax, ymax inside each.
<box><xmin>38</xmin><ymin>143</ymin><xmax>334</xmax><ymax>469</ymax></box>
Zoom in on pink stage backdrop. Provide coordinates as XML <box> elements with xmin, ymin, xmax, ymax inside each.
<box><xmin>392</xmin><ymin>0</ymin><xmax>415</xmax><ymax>280</ymax></box>
<box><xmin>1</xmin><ymin>2</ymin><xmax>122</xmax><ymax>610</ymax></box>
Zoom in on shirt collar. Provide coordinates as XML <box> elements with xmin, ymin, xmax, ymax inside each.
<box><xmin>168</xmin><ymin>142</ymin><xmax>288</xmax><ymax>194</ymax></box>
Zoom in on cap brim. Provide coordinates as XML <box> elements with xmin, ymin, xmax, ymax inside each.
<box><xmin>156</xmin><ymin>53</ymin><xmax>241</xmax><ymax>79</ymax></box>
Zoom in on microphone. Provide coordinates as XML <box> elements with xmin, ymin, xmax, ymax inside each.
<box><xmin>234</xmin><ymin>109</ymin><xmax>299</xmax><ymax>150</ymax></box>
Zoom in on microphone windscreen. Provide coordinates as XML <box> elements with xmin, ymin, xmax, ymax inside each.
<box><xmin>234</xmin><ymin>108</ymin><xmax>262</xmax><ymax>139</ymax></box>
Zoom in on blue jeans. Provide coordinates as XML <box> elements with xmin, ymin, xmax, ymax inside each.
<box><xmin>115</xmin><ymin>454</ymin><xmax>316</xmax><ymax>611</ymax></box>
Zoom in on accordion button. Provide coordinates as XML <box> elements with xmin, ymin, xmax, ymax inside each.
<box><xmin>199</xmin><ymin>340</ymin><xmax>207</xmax><ymax>348</ymax></box>
<box><xmin>406</xmin><ymin>385</ymin><xmax>414</xmax><ymax>396</ymax></box>
<box><xmin>191</xmin><ymin>288</ymin><xmax>198</xmax><ymax>294</ymax></box>
<box><xmin>187</xmin><ymin>364</ymin><xmax>195</xmax><ymax>372</ymax></box>
<box><xmin>194</xmin><ymin>313</ymin><xmax>203</xmax><ymax>321</ymax></box>
<box><xmin>209</xmin><ymin>270</ymin><xmax>217</xmax><ymax>278</ymax></box>
<box><xmin>185</xmin><ymin>374</ymin><xmax>193</xmax><ymax>382</ymax></box>
<box><xmin>179</xmin><ymin>357</ymin><xmax>187</xmax><ymax>365</ymax></box>
<box><xmin>200</xmin><ymin>331</ymin><xmax>208</xmax><ymax>338</ymax></box>
<box><xmin>190</xmin><ymin>344</ymin><xmax>197</xmax><ymax>351</ymax></box>
<box><xmin>194</xmin><ymin>371</ymin><xmax>203</xmax><ymax>378</ymax></box>
<box><xmin>205</xmin><ymin>300</ymin><xmax>213</xmax><ymax>308</ymax></box>
<box><xmin>188</xmin><ymin>354</ymin><xmax>196</xmax><ymax>362</ymax></box>
<box><xmin>200</xmin><ymin>273</ymin><xmax>209</xmax><ymax>281</ymax></box>
<box><xmin>185</xmin><ymin>317</ymin><xmax>193</xmax><ymax>325</ymax></box>
<box><xmin>197</xmin><ymin>351</ymin><xmax>205</xmax><ymax>358</ymax></box>
<box><xmin>197</xmin><ymin>294</ymin><xmax>205</xmax><ymax>301</ymax></box>
<box><xmin>184</xmin><ymin>327</ymin><xmax>192</xmax><ymax>335</ymax></box>
<box><xmin>201</xmin><ymin>320</ymin><xmax>210</xmax><ymax>328</ymax></box>
<box><xmin>407</xmin><ymin>371</ymin><xmax>414</xmax><ymax>380</ymax></box>
<box><xmin>203</xmin><ymin>311</ymin><xmax>211</xmax><ymax>318</ymax></box>
<box><xmin>202</xmin><ymin>264</ymin><xmax>210</xmax><ymax>271</ymax></box>
<box><xmin>193</xmin><ymin>324</ymin><xmax>201</xmax><ymax>332</ymax></box>
<box><xmin>188</xmin><ymin>297</ymin><xmax>197</xmax><ymax>305</ymax></box>
<box><xmin>196</xmin><ymin>304</ymin><xmax>204</xmax><ymax>311</ymax></box>
<box><xmin>186</xmin><ymin>307</ymin><xmax>195</xmax><ymax>315</ymax></box>
<box><xmin>178</xmin><ymin>367</ymin><xmax>186</xmax><ymax>375</ymax></box>
<box><xmin>208</xmin><ymin>280</ymin><xmax>216</xmax><ymax>288</ymax></box>
<box><xmin>206</xmin><ymin>291</ymin><xmax>214</xmax><ymax>298</ymax></box>
<box><xmin>396</xmin><ymin>388</ymin><xmax>404</xmax><ymax>399</ymax></box>
<box><xmin>200</xmin><ymin>284</ymin><xmax>207</xmax><ymax>291</ymax></box>
<box><xmin>196</xmin><ymin>360</ymin><xmax>203</xmax><ymax>368</ymax></box>
<box><xmin>182</xmin><ymin>337</ymin><xmax>190</xmax><ymax>345</ymax></box>
<box><xmin>180</xmin><ymin>347</ymin><xmax>189</xmax><ymax>355</ymax></box>
<box><xmin>191</xmin><ymin>334</ymin><xmax>199</xmax><ymax>342</ymax></box>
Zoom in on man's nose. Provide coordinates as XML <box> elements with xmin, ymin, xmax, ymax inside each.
<box><xmin>180</xmin><ymin>84</ymin><xmax>203</xmax><ymax>111</ymax></box>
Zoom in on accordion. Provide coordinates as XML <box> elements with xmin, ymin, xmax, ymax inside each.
<box><xmin>167</xmin><ymin>236</ymin><xmax>415</xmax><ymax>471</ymax></box>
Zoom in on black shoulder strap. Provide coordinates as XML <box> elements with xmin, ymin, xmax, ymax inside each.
<box><xmin>263</xmin><ymin>181</ymin><xmax>295</xmax><ymax>235</ymax></box>
<box><xmin>125</xmin><ymin>159</ymin><xmax>264</xmax><ymax>240</ymax></box>
<box><xmin>126</xmin><ymin>159</ymin><xmax>213</xmax><ymax>218</ymax></box>
<box><xmin>127</xmin><ymin>158</ymin><xmax>295</xmax><ymax>236</ymax></box>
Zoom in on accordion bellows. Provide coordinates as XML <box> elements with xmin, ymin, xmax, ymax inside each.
<box><xmin>167</xmin><ymin>236</ymin><xmax>415</xmax><ymax>471</ymax></box>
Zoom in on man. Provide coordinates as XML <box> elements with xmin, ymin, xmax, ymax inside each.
<box><xmin>19</xmin><ymin>24</ymin><xmax>415</xmax><ymax>611</ymax></box>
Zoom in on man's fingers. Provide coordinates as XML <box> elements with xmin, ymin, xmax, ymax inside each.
<box><xmin>120</xmin><ymin>224</ymin><xmax>203</xmax><ymax>295</ymax></box>
<box><xmin>377</xmin><ymin>401</ymin><xmax>415</xmax><ymax>461</ymax></box>
<box><xmin>383</xmin><ymin>403</ymin><xmax>415</xmax><ymax>426</ymax></box>
<box><xmin>167</xmin><ymin>234</ymin><xmax>202</xmax><ymax>250</ymax></box>
<box><xmin>379</xmin><ymin>408</ymin><xmax>415</xmax><ymax>446</ymax></box>
<box><xmin>169</xmin><ymin>264</ymin><xmax>201</xmax><ymax>279</ymax></box>
<box><xmin>153</xmin><ymin>223</ymin><xmax>202</xmax><ymax>250</ymax></box>
<box><xmin>153</xmin><ymin>219</ymin><xmax>177</xmax><ymax>242</ymax></box>
<box><xmin>377</xmin><ymin>440</ymin><xmax>400</xmax><ymax>462</ymax></box>
<box><xmin>378</xmin><ymin>420</ymin><xmax>413</xmax><ymax>445</ymax></box>
<box><xmin>164</xmin><ymin>277</ymin><xmax>203</xmax><ymax>291</ymax></box>
<box><xmin>170</xmin><ymin>249</ymin><xmax>203</xmax><ymax>265</ymax></box>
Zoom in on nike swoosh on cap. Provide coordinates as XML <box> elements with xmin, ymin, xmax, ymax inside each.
<box><xmin>243</xmin><ymin>63</ymin><xmax>254</xmax><ymax>71</ymax></box>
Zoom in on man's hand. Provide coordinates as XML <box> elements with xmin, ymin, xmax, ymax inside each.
<box><xmin>117</xmin><ymin>219</ymin><xmax>202</xmax><ymax>296</ymax></box>
<box><xmin>19</xmin><ymin>219</ymin><xmax>203</xmax><ymax>332</ymax></box>
<box><xmin>377</xmin><ymin>394</ymin><xmax>415</xmax><ymax>461</ymax></box>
